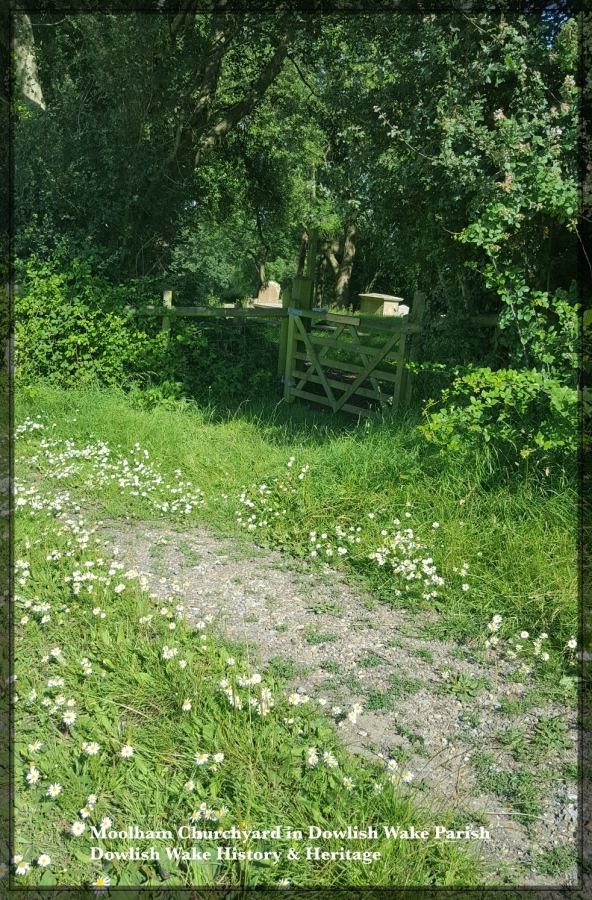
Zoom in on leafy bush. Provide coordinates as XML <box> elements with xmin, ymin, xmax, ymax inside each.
<box><xmin>14</xmin><ymin>257</ymin><xmax>164</xmax><ymax>388</ymax></box>
<box><xmin>419</xmin><ymin>366</ymin><xmax>577</xmax><ymax>463</ymax></box>
<box><xmin>14</xmin><ymin>255</ymin><xmax>281</xmax><ymax>407</ymax></box>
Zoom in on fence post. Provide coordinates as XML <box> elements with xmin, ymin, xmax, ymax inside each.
<box><xmin>403</xmin><ymin>291</ymin><xmax>426</xmax><ymax>407</ymax></box>
<box><xmin>283</xmin><ymin>312</ymin><xmax>296</xmax><ymax>403</ymax></box>
<box><xmin>162</xmin><ymin>289</ymin><xmax>172</xmax><ymax>334</ymax></box>
<box><xmin>277</xmin><ymin>284</ymin><xmax>291</xmax><ymax>377</ymax></box>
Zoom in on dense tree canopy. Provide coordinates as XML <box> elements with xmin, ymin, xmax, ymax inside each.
<box><xmin>12</xmin><ymin>5</ymin><xmax>583</xmax><ymax>387</ymax></box>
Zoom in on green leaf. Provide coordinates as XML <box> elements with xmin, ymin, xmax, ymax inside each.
<box><xmin>39</xmin><ymin>868</ymin><xmax>57</xmax><ymax>885</ymax></box>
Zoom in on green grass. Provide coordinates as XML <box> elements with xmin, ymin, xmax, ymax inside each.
<box><xmin>11</xmin><ymin>382</ymin><xmax>579</xmax><ymax>886</ymax></box>
<box><xmin>471</xmin><ymin>755</ymin><xmax>548</xmax><ymax>835</ymax></box>
<box><xmin>321</xmin><ymin>661</ymin><xmax>341</xmax><ymax>674</ymax></box>
<box><xmin>266</xmin><ymin>657</ymin><xmax>309</xmax><ymax>681</ymax></box>
<box><xmin>12</xmin><ymin>471</ymin><xmax>477</xmax><ymax>889</ymax></box>
<box><xmin>536</xmin><ymin>845</ymin><xmax>577</xmax><ymax>876</ymax></box>
<box><xmin>358</xmin><ymin>652</ymin><xmax>385</xmax><ymax>668</ymax></box>
<box><xmin>16</xmin><ymin>384</ymin><xmax>577</xmax><ymax>651</ymax></box>
<box><xmin>437</xmin><ymin>673</ymin><xmax>489</xmax><ymax>704</ymax></box>
<box><xmin>308</xmin><ymin>601</ymin><xmax>344</xmax><ymax>617</ymax></box>
<box><xmin>304</xmin><ymin>630</ymin><xmax>338</xmax><ymax>645</ymax></box>
<box><xmin>388</xmin><ymin>673</ymin><xmax>424</xmax><ymax>698</ymax></box>
<box><xmin>364</xmin><ymin>674</ymin><xmax>423</xmax><ymax>713</ymax></box>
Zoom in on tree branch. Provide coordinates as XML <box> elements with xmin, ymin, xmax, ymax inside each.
<box><xmin>14</xmin><ymin>13</ymin><xmax>46</xmax><ymax>111</ymax></box>
<box><xmin>195</xmin><ymin>25</ymin><xmax>295</xmax><ymax>166</ymax></box>
<box><xmin>168</xmin><ymin>0</ymin><xmax>198</xmax><ymax>45</ymax></box>
<box><xmin>322</xmin><ymin>240</ymin><xmax>340</xmax><ymax>277</ymax></box>
<box><xmin>172</xmin><ymin>7</ymin><xmax>238</xmax><ymax>156</ymax></box>
<box><xmin>286</xmin><ymin>53</ymin><xmax>321</xmax><ymax>100</ymax></box>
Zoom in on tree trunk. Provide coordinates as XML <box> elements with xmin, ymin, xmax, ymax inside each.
<box><xmin>315</xmin><ymin>243</ymin><xmax>328</xmax><ymax>306</ymax></box>
<box><xmin>256</xmin><ymin>247</ymin><xmax>268</xmax><ymax>296</ymax></box>
<box><xmin>334</xmin><ymin>218</ymin><xmax>356</xmax><ymax>309</ymax></box>
<box><xmin>14</xmin><ymin>14</ymin><xmax>46</xmax><ymax>111</ymax></box>
<box><xmin>296</xmin><ymin>231</ymin><xmax>308</xmax><ymax>277</ymax></box>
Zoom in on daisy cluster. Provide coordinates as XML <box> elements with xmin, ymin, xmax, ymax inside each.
<box><xmin>14</xmin><ymin>427</ymin><xmax>205</xmax><ymax>518</ymax></box>
<box><xmin>234</xmin><ymin>458</ymin><xmax>309</xmax><ymax>531</ymax></box>
<box><xmin>187</xmin><ymin>803</ymin><xmax>229</xmax><ymax>823</ymax></box>
<box><xmin>219</xmin><ymin>671</ymin><xmax>274</xmax><ymax>716</ymax></box>
<box><xmin>11</xmin><ymin>796</ymin><xmax>113</xmax><ymax>876</ymax></box>
<box><xmin>327</xmin><ymin>702</ymin><xmax>364</xmax><ymax>730</ymax></box>
<box><xmin>309</xmin><ymin>527</ymin><xmax>357</xmax><ymax>558</ymax></box>
<box><xmin>307</xmin><ymin>748</ymin><xmax>338</xmax><ymax>769</ymax></box>
<box><xmin>383</xmin><ymin>757</ymin><xmax>415</xmax><ymax>786</ymax></box>
<box><xmin>484</xmin><ymin>614</ymin><xmax>576</xmax><ymax>674</ymax></box>
<box><xmin>368</xmin><ymin>519</ymin><xmax>445</xmax><ymax>600</ymax></box>
<box><xmin>14</xmin><ymin>416</ymin><xmax>48</xmax><ymax>438</ymax></box>
<box><xmin>11</xmin><ymin>417</ymin><xmax>430</xmax><ymax>887</ymax></box>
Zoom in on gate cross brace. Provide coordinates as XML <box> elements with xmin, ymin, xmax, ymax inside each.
<box><xmin>293</xmin><ymin>314</ymin><xmax>337</xmax><ymax>408</ymax></box>
<box><xmin>331</xmin><ymin>327</ymin><xmax>401</xmax><ymax>413</ymax></box>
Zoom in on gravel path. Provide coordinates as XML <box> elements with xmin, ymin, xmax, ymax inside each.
<box><xmin>106</xmin><ymin>517</ymin><xmax>579</xmax><ymax>887</ymax></box>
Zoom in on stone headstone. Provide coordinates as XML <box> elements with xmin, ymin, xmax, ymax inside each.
<box><xmin>256</xmin><ymin>280</ymin><xmax>281</xmax><ymax>306</ymax></box>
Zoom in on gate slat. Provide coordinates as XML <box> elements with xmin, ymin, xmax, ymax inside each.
<box><xmin>345</xmin><ymin>323</ymin><xmax>388</xmax><ymax>409</ymax></box>
<box><xmin>298</xmin><ymin>371</ymin><xmax>392</xmax><ymax>403</ymax></box>
<box><xmin>333</xmin><ymin>329</ymin><xmax>401</xmax><ymax>413</ymax></box>
<box><xmin>292</xmin><ymin>352</ymin><xmax>400</xmax><ymax>383</ymax></box>
<box><xmin>293</xmin><ymin>314</ymin><xmax>337</xmax><ymax>410</ymax></box>
<box><xmin>306</xmin><ymin>333</ymin><xmax>402</xmax><ymax>359</ymax></box>
<box><xmin>290</xmin><ymin>388</ymin><xmax>374</xmax><ymax>418</ymax></box>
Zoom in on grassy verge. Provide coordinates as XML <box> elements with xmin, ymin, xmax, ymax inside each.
<box><xmin>10</xmin><ymin>383</ymin><xmax>578</xmax><ymax>887</ymax></box>
<box><xmin>17</xmin><ymin>383</ymin><xmax>578</xmax><ymax>653</ymax></box>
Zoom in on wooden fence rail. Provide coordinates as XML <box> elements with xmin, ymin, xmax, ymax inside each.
<box><xmin>129</xmin><ymin>272</ymin><xmax>498</xmax><ymax>418</ymax></box>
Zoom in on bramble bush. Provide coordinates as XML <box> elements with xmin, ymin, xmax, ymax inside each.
<box><xmin>414</xmin><ymin>18</ymin><xmax>579</xmax><ymax>467</ymax></box>
<box><xmin>14</xmin><ymin>257</ymin><xmax>162</xmax><ymax>388</ymax></box>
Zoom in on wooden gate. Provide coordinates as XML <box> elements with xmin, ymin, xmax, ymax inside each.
<box><xmin>281</xmin><ymin>304</ymin><xmax>423</xmax><ymax>418</ymax></box>
<box><xmin>131</xmin><ymin>280</ymin><xmax>425</xmax><ymax>417</ymax></box>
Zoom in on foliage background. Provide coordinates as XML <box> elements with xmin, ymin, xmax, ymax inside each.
<box><xmin>12</xmin><ymin>5</ymin><xmax>583</xmax><ymax>463</ymax></box>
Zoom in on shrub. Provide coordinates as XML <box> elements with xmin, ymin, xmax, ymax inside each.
<box><xmin>14</xmin><ymin>257</ymin><xmax>163</xmax><ymax>388</ymax></box>
<box><xmin>14</xmin><ymin>255</ymin><xmax>281</xmax><ymax>406</ymax></box>
<box><xmin>419</xmin><ymin>365</ymin><xmax>577</xmax><ymax>464</ymax></box>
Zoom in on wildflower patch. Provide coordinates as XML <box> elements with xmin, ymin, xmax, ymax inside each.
<box><xmin>12</xmin><ymin>418</ymin><xmax>479</xmax><ymax>889</ymax></box>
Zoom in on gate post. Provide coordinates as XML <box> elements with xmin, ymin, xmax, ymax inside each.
<box><xmin>292</xmin><ymin>228</ymin><xmax>317</xmax><ymax>375</ymax></box>
<box><xmin>403</xmin><ymin>291</ymin><xmax>426</xmax><ymax>406</ymax></box>
<box><xmin>277</xmin><ymin>284</ymin><xmax>291</xmax><ymax>377</ymax></box>
<box><xmin>281</xmin><ymin>229</ymin><xmax>319</xmax><ymax>393</ymax></box>
<box><xmin>283</xmin><ymin>312</ymin><xmax>297</xmax><ymax>403</ymax></box>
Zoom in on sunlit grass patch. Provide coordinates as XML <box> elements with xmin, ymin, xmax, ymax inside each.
<box><xmin>16</xmin><ymin>384</ymin><xmax>578</xmax><ymax>668</ymax></box>
<box><xmin>13</xmin><ymin>404</ymin><xmax>481</xmax><ymax>888</ymax></box>
<box><xmin>11</xmin><ymin>384</ymin><xmax>578</xmax><ymax>886</ymax></box>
